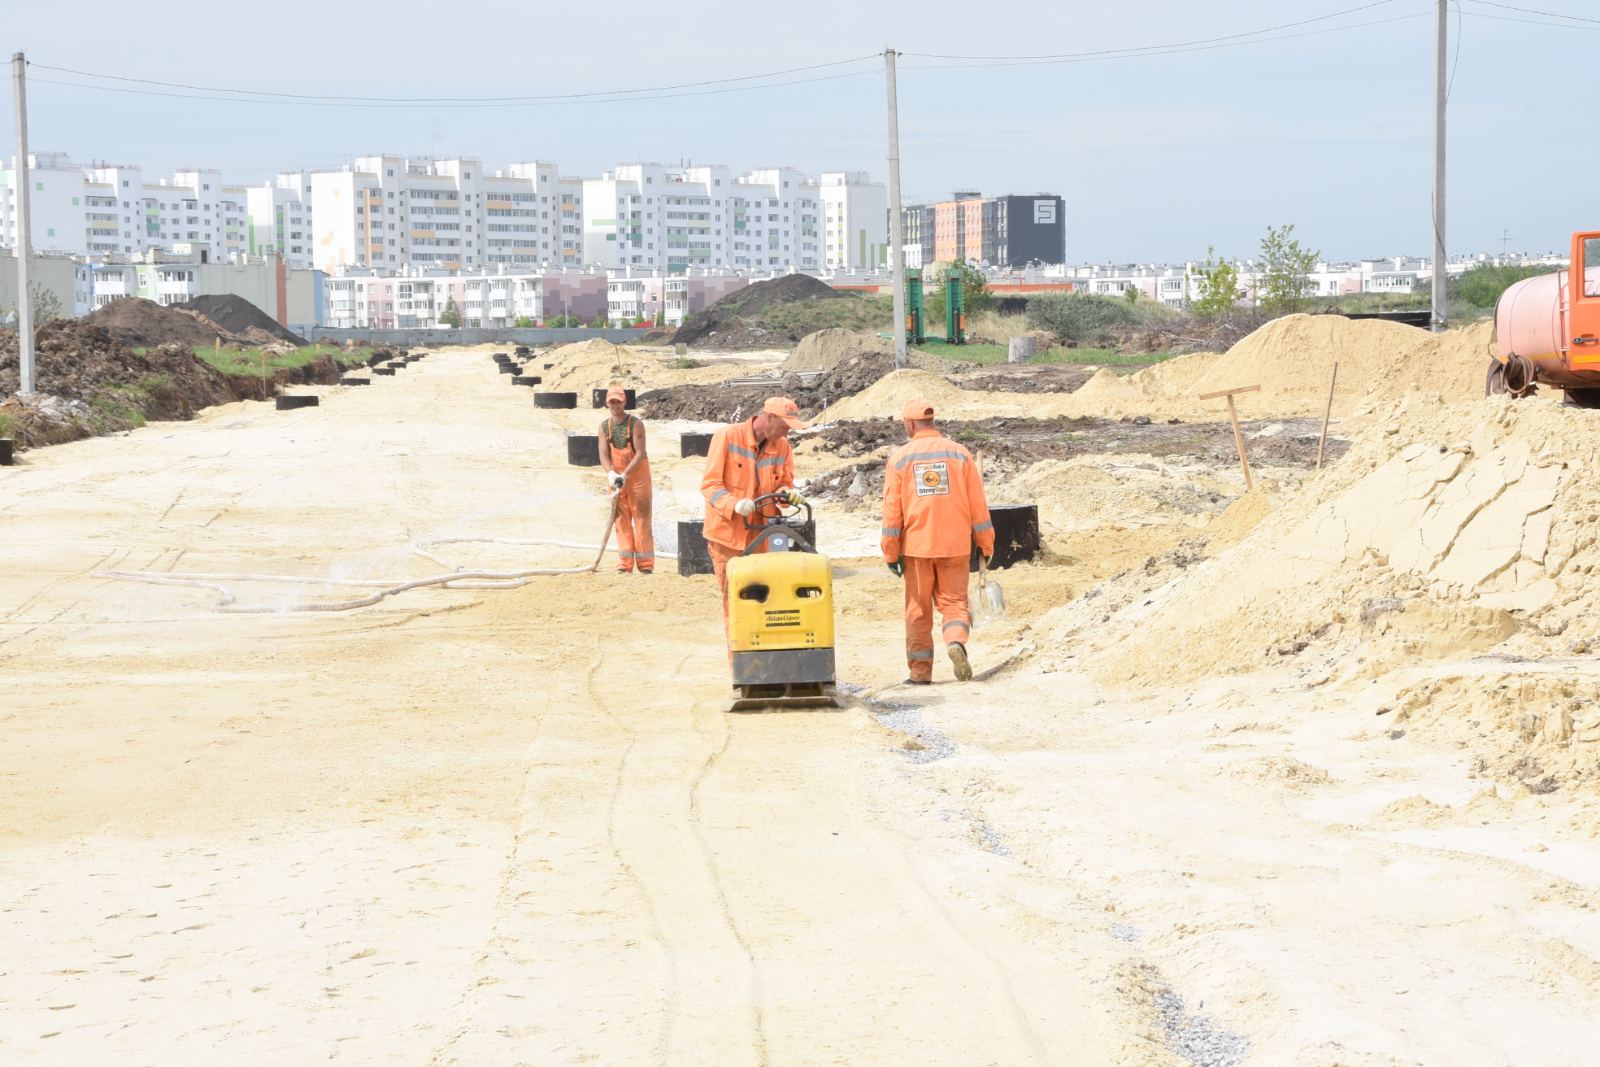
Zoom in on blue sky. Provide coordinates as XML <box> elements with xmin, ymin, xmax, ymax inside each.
<box><xmin>4</xmin><ymin>0</ymin><xmax>1595</xmax><ymax>262</ymax></box>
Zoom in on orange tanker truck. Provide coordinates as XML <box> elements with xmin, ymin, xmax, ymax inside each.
<box><xmin>1491</xmin><ymin>231</ymin><xmax>1600</xmax><ymax>406</ymax></box>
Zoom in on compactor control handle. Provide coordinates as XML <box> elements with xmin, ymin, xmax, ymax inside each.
<box><xmin>744</xmin><ymin>491</ymin><xmax>812</xmax><ymax>530</ymax></box>
<box><xmin>1575</xmin><ymin>335</ymin><xmax>1598</xmax><ymax>346</ymax></box>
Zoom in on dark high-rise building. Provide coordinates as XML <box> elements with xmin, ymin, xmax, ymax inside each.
<box><xmin>901</xmin><ymin>192</ymin><xmax>1064</xmax><ymax>269</ymax></box>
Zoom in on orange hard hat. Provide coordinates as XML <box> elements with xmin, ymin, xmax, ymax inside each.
<box><xmin>762</xmin><ymin>396</ymin><xmax>806</xmax><ymax>429</ymax></box>
<box><xmin>900</xmin><ymin>397</ymin><xmax>935</xmax><ymax>421</ymax></box>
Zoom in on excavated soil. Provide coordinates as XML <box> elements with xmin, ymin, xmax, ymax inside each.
<box><xmin>639</xmin><ymin>349</ymin><xmax>905</xmax><ymax>422</ymax></box>
<box><xmin>671</xmin><ymin>274</ymin><xmax>858</xmax><ymax>347</ymax></box>
<box><xmin>83</xmin><ymin>297</ymin><xmax>240</xmax><ymax>348</ymax></box>
<box><xmin>804</xmin><ymin>415</ymin><xmax>1347</xmax><ymax>507</ymax></box>
<box><xmin>178</xmin><ymin>294</ymin><xmax>306</xmax><ymax>345</ymax></box>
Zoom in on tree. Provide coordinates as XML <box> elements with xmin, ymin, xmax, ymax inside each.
<box><xmin>1257</xmin><ymin>224</ymin><xmax>1319</xmax><ymax>316</ymax></box>
<box><xmin>1123</xmin><ymin>284</ymin><xmax>1140</xmax><ymax>304</ymax></box>
<box><xmin>924</xmin><ymin>260</ymin><xmax>993</xmax><ymax>323</ymax></box>
<box><xmin>1189</xmin><ymin>246</ymin><xmax>1241</xmax><ymax>320</ymax></box>
<box><xmin>1451</xmin><ymin>262</ymin><xmax>1557</xmax><ymax>310</ymax></box>
<box><xmin>514</xmin><ymin>315</ymin><xmax>535</xmax><ymax>328</ymax></box>
<box><xmin>438</xmin><ymin>297</ymin><xmax>462</xmax><ymax>328</ymax></box>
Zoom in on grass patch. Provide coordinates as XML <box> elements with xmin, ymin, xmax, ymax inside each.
<box><xmin>669</xmin><ymin>356</ymin><xmax>705</xmax><ymax>370</ymax></box>
<box><xmin>191</xmin><ymin>344</ymin><xmax>356</xmax><ymax>377</ymax></box>
<box><xmin>87</xmin><ymin>385</ymin><xmax>150</xmax><ymax>432</ymax></box>
<box><xmin>913</xmin><ymin>336</ymin><xmax>1178</xmax><ymax>373</ymax></box>
<box><xmin>0</xmin><ymin>412</ymin><xmax>15</xmax><ymax>438</ymax></box>
<box><xmin>133</xmin><ymin>343</ymin><xmax>358</xmax><ymax>377</ymax></box>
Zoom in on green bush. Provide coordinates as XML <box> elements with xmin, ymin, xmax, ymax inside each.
<box><xmin>1451</xmin><ymin>262</ymin><xmax>1559</xmax><ymax>310</ymax></box>
<box><xmin>1025</xmin><ymin>293</ymin><xmax>1146</xmax><ymax>346</ymax></box>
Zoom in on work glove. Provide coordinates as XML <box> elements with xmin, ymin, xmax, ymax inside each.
<box><xmin>887</xmin><ymin>559</ymin><xmax>904</xmax><ymax>578</ymax></box>
<box><xmin>734</xmin><ymin>498</ymin><xmax>756</xmax><ymax>517</ymax></box>
<box><xmin>609</xmin><ymin>472</ymin><xmax>625</xmax><ymax>491</ymax></box>
<box><xmin>778</xmin><ymin>486</ymin><xmax>805</xmax><ymax>507</ymax></box>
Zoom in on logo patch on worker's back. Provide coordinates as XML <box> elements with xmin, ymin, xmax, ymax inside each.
<box><xmin>913</xmin><ymin>460</ymin><xmax>950</xmax><ymax>496</ymax></box>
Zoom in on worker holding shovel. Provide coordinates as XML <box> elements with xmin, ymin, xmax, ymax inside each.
<box><xmin>880</xmin><ymin>397</ymin><xmax>994</xmax><ymax>685</ymax></box>
<box><xmin>599</xmin><ymin>386</ymin><xmax>653</xmax><ymax>574</ymax></box>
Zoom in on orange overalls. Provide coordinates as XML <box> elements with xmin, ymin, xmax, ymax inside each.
<box><xmin>700</xmin><ymin>417</ymin><xmax>795</xmax><ymax>630</ymax></box>
<box><xmin>601</xmin><ymin>413</ymin><xmax>654</xmax><ymax>573</ymax></box>
<box><xmin>881</xmin><ymin>429</ymin><xmax>995</xmax><ymax>682</ymax></box>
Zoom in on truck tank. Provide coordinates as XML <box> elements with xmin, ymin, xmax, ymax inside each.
<box><xmin>1493</xmin><ymin>266</ymin><xmax>1600</xmax><ymax>394</ymax></box>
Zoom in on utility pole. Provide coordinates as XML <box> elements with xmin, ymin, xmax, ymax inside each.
<box><xmin>12</xmin><ymin>51</ymin><xmax>35</xmax><ymax>394</ymax></box>
<box><xmin>1431</xmin><ymin>0</ymin><xmax>1447</xmax><ymax>332</ymax></box>
<box><xmin>884</xmin><ymin>47</ymin><xmax>907</xmax><ymax>369</ymax></box>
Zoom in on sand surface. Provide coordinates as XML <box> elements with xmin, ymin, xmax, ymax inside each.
<box><xmin>2</xmin><ymin>350</ymin><xmax>1598</xmax><ymax>1065</ymax></box>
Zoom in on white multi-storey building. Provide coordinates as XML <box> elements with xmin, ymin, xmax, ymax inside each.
<box><xmin>730</xmin><ymin>167</ymin><xmax>819</xmax><ymax>272</ymax></box>
<box><xmin>818</xmin><ymin>170</ymin><xmax>887</xmax><ymax>272</ymax></box>
<box><xmin>246</xmin><ymin>172</ymin><xmax>315</xmax><ymax>269</ymax></box>
<box><xmin>309</xmin><ymin>155</ymin><xmax>563</xmax><ymax>275</ymax></box>
<box><xmin>1</xmin><ymin>152</ymin><xmax>94</xmax><ymax>255</ymax></box>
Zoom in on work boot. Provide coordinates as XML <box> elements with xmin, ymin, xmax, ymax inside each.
<box><xmin>947</xmin><ymin>642</ymin><xmax>973</xmax><ymax>682</ymax></box>
<box><xmin>902</xmin><ymin>677</ymin><xmax>931</xmax><ymax>686</ymax></box>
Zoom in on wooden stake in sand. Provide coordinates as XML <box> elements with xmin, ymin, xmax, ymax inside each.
<box><xmin>1198</xmin><ymin>384</ymin><xmax>1260</xmax><ymax>491</ymax></box>
<box><xmin>1316</xmin><ymin>362</ymin><xmax>1339</xmax><ymax>471</ymax></box>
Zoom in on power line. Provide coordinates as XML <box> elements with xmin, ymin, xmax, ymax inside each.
<box><xmin>27</xmin><ymin>53</ymin><xmax>882</xmax><ymax>105</ymax></box>
<box><xmin>901</xmin><ymin>0</ymin><xmax>1404</xmax><ymax>61</ymax></box>
<box><xmin>29</xmin><ymin>67</ymin><xmax>882</xmax><ymax>110</ymax></box>
<box><xmin>1461</xmin><ymin>0</ymin><xmax>1600</xmax><ymax>25</ymax></box>
<box><xmin>901</xmin><ymin>10</ymin><xmax>1433</xmax><ymax>72</ymax></box>
<box><xmin>1459</xmin><ymin>8</ymin><xmax>1600</xmax><ymax>28</ymax></box>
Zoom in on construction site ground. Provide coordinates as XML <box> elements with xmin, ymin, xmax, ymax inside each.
<box><xmin>3</xmin><ymin>340</ymin><xmax>1600</xmax><ymax>1066</ymax></box>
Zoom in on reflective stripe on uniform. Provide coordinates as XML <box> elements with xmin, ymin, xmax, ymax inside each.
<box><xmin>710</xmin><ymin>489</ymin><xmax>730</xmax><ymax>504</ymax></box>
<box><xmin>894</xmin><ymin>449</ymin><xmax>969</xmax><ymax>471</ymax></box>
<box><xmin>881</xmin><ymin>527</ymin><xmax>901</xmax><ymax>538</ymax></box>
<box><xmin>942</xmin><ymin>620</ymin><xmax>970</xmax><ymax>633</ymax></box>
<box><xmin>972</xmin><ymin>520</ymin><xmax>993</xmax><ymax>533</ymax></box>
<box><xmin>907</xmin><ymin>648</ymin><xmax>935</xmax><ymax>660</ymax></box>
<box><xmin>728</xmin><ymin>442</ymin><xmax>757</xmax><ymax>460</ymax></box>
<box><xmin>755</xmin><ymin>455</ymin><xmax>786</xmax><ymax>469</ymax></box>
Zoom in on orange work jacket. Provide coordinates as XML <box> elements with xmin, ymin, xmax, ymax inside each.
<box><xmin>881</xmin><ymin>428</ymin><xmax>995</xmax><ymax>561</ymax></box>
<box><xmin>701</xmin><ymin>417</ymin><xmax>796</xmax><ymax>551</ymax></box>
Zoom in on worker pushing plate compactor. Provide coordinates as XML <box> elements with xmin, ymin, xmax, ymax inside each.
<box><xmin>725</xmin><ymin>491</ymin><xmax>841</xmax><ymax>712</ymax></box>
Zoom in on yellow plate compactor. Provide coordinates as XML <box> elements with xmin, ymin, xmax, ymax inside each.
<box><xmin>725</xmin><ymin>493</ymin><xmax>840</xmax><ymax>712</ymax></box>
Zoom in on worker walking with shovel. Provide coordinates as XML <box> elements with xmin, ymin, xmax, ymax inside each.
<box><xmin>599</xmin><ymin>385</ymin><xmax>653</xmax><ymax>574</ymax></box>
<box><xmin>881</xmin><ymin>397</ymin><xmax>995</xmax><ymax>685</ymax></box>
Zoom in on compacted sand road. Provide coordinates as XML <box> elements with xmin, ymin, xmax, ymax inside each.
<box><xmin>0</xmin><ymin>352</ymin><xmax>1133</xmax><ymax>1065</ymax></box>
<box><xmin>4</xmin><ymin>349</ymin><xmax>1599</xmax><ymax>1066</ymax></box>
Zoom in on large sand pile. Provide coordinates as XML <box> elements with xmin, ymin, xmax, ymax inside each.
<box><xmin>1001</xmin><ymin>456</ymin><xmax>1230</xmax><ymax>533</ymax></box>
<box><xmin>815</xmin><ymin>368</ymin><xmax>971</xmax><ymax>423</ymax></box>
<box><xmin>541</xmin><ymin>339</ymin><xmax>763</xmax><ymax>394</ymax></box>
<box><xmin>1078</xmin><ymin>394</ymin><xmax>1599</xmax><ymax>691</ymax></box>
<box><xmin>785</xmin><ymin>329</ymin><xmax>892</xmax><ymax>372</ymax></box>
<box><xmin>1057</xmin><ymin>315</ymin><xmax>1492</xmax><ymax>421</ymax></box>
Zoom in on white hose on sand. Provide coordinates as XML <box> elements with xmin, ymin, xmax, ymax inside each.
<box><xmin>93</xmin><ymin>532</ymin><xmax>679</xmax><ymax>614</ymax></box>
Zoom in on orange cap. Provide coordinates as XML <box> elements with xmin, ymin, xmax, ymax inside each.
<box><xmin>762</xmin><ymin>396</ymin><xmax>806</xmax><ymax>429</ymax></box>
<box><xmin>605</xmin><ymin>386</ymin><xmax>627</xmax><ymax>404</ymax></box>
<box><xmin>900</xmin><ymin>397</ymin><xmax>935</xmax><ymax>421</ymax></box>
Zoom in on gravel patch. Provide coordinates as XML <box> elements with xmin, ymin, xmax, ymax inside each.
<box><xmin>1154</xmin><ymin>988</ymin><xmax>1249</xmax><ymax>1067</ymax></box>
<box><xmin>868</xmin><ymin>700</ymin><xmax>957</xmax><ymax>763</ymax></box>
<box><xmin>1110</xmin><ymin>922</ymin><xmax>1142</xmax><ymax>943</ymax></box>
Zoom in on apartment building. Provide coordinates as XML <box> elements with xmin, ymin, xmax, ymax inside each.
<box><xmin>582</xmin><ymin>163</ymin><xmax>822</xmax><ymax>275</ymax></box>
<box><xmin>818</xmin><ymin>171</ymin><xmax>888</xmax><ymax>272</ymax></box>
<box><xmin>903</xmin><ymin>190</ymin><xmax>1065</xmax><ymax>269</ymax></box>
<box><xmin>0</xmin><ymin>152</ymin><xmax>97</xmax><ymax>255</ymax></box>
<box><xmin>323</xmin><ymin>267</ymin><xmax>607</xmax><ymax>330</ymax></box>
<box><xmin>605</xmin><ymin>272</ymin><xmax>750</xmax><ymax>327</ymax></box>
<box><xmin>309</xmin><ymin>155</ymin><xmax>562</xmax><ymax>275</ymax></box>
<box><xmin>88</xmin><ymin>250</ymin><xmax>320</xmax><ymax>325</ymax></box>
<box><xmin>246</xmin><ymin>172</ymin><xmax>315</xmax><ymax>269</ymax></box>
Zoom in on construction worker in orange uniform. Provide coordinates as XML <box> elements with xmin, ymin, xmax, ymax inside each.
<box><xmin>700</xmin><ymin>396</ymin><xmax>806</xmax><ymax>630</ymax></box>
<box><xmin>881</xmin><ymin>397</ymin><xmax>995</xmax><ymax>685</ymax></box>
<box><xmin>599</xmin><ymin>386</ymin><xmax>653</xmax><ymax>574</ymax></box>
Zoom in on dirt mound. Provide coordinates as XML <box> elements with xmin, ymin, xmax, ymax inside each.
<box><xmin>785</xmin><ymin>328</ymin><xmax>891</xmax><ymax>372</ymax></box>
<box><xmin>954</xmin><ymin>364</ymin><xmax>1098</xmax><ymax>394</ymax></box>
<box><xmin>640</xmin><ymin>349</ymin><xmax>903</xmax><ymax>423</ymax></box>
<box><xmin>0</xmin><ymin>320</ymin><xmax>235</xmax><ymax>447</ymax></box>
<box><xmin>1053</xmin><ymin>315</ymin><xmax>1493</xmax><ymax>421</ymax></box>
<box><xmin>1074</xmin><ymin>395</ymin><xmax>1600</xmax><ymax>697</ymax></box>
<box><xmin>178</xmin><ymin>295</ymin><xmax>305</xmax><ymax>345</ymax></box>
<box><xmin>85</xmin><ymin>298</ymin><xmax>236</xmax><ymax>349</ymax></box>
<box><xmin>816</xmin><ymin>369</ymin><xmax>968</xmax><ymax>423</ymax></box>
<box><xmin>672</xmin><ymin>274</ymin><xmax>852</xmax><ymax>347</ymax></box>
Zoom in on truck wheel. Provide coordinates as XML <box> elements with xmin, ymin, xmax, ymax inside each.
<box><xmin>1563</xmin><ymin>388</ymin><xmax>1600</xmax><ymax>409</ymax></box>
